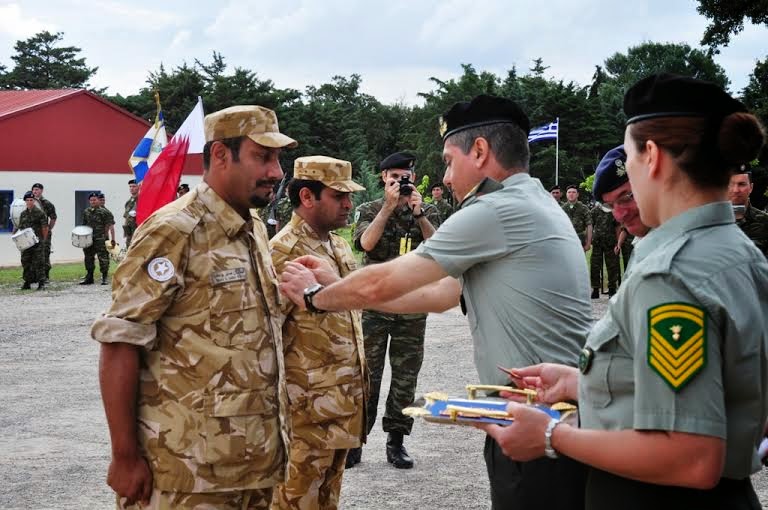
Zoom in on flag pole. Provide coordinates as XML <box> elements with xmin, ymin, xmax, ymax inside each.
<box><xmin>555</xmin><ymin>117</ymin><xmax>560</xmax><ymax>185</ymax></box>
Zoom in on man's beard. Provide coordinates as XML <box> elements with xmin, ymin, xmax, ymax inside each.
<box><xmin>248</xmin><ymin>179</ymin><xmax>280</xmax><ymax>208</ymax></box>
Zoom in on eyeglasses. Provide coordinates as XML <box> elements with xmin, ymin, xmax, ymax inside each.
<box><xmin>598</xmin><ymin>191</ymin><xmax>634</xmax><ymax>212</ymax></box>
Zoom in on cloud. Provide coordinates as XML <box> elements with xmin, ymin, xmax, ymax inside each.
<box><xmin>0</xmin><ymin>3</ymin><xmax>53</xmax><ymax>38</ymax></box>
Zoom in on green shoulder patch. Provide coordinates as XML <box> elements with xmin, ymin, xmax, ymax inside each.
<box><xmin>647</xmin><ymin>302</ymin><xmax>707</xmax><ymax>391</ymax></box>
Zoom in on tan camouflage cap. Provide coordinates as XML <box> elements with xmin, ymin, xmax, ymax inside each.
<box><xmin>294</xmin><ymin>156</ymin><xmax>365</xmax><ymax>192</ymax></box>
<box><xmin>204</xmin><ymin>105</ymin><xmax>298</xmax><ymax>149</ymax></box>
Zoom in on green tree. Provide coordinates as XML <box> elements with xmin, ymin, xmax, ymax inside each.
<box><xmin>1</xmin><ymin>31</ymin><xmax>99</xmax><ymax>90</ymax></box>
<box><xmin>697</xmin><ymin>0</ymin><xmax>768</xmax><ymax>51</ymax></box>
<box><xmin>742</xmin><ymin>56</ymin><xmax>768</xmax><ymax>129</ymax></box>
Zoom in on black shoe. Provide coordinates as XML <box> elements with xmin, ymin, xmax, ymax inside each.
<box><xmin>386</xmin><ymin>432</ymin><xmax>414</xmax><ymax>469</ymax></box>
<box><xmin>101</xmin><ymin>275</ymin><xmax>109</xmax><ymax>285</ymax></box>
<box><xmin>591</xmin><ymin>288</ymin><xmax>600</xmax><ymax>299</ymax></box>
<box><xmin>21</xmin><ymin>282</ymin><xmax>31</xmax><ymax>290</ymax></box>
<box><xmin>79</xmin><ymin>276</ymin><xmax>94</xmax><ymax>285</ymax></box>
<box><xmin>607</xmin><ymin>288</ymin><xmax>616</xmax><ymax>297</ymax></box>
<box><xmin>37</xmin><ymin>282</ymin><xmax>45</xmax><ymax>291</ymax></box>
<box><xmin>345</xmin><ymin>447</ymin><xmax>362</xmax><ymax>469</ymax></box>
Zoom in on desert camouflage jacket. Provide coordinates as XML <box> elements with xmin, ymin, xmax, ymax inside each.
<box><xmin>91</xmin><ymin>182</ymin><xmax>290</xmax><ymax>493</ymax></box>
<box><xmin>270</xmin><ymin>212</ymin><xmax>368</xmax><ymax>449</ymax></box>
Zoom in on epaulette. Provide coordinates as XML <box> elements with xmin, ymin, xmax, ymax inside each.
<box><xmin>269</xmin><ymin>228</ymin><xmax>301</xmax><ymax>256</ymax></box>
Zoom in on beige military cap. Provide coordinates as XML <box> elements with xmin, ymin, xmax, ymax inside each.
<box><xmin>294</xmin><ymin>156</ymin><xmax>365</xmax><ymax>192</ymax></box>
<box><xmin>204</xmin><ymin>105</ymin><xmax>298</xmax><ymax>149</ymax></box>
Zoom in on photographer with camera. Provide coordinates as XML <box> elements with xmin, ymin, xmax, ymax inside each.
<box><xmin>348</xmin><ymin>151</ymin><xmax>439</xmax><ymax>470</ymax></box>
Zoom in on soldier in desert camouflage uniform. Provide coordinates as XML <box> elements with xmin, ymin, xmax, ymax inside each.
<box><xmin>350</xmin><ymin>151</ymin><xmax>440</xmax><ymax>469</ymax></box>
<box><xmin>562</xmin><ymin>184</ymin><xmax>592</xmax><ymax>251</ymax></box>
<box><xmin>589</xmin><ymin>204</ymin><xmax>621</xmax><ymax>298</ymax></box>
<box><xmin>728</xmin><ymin>170</ymin><xmax>768</xmax><ymax>257</ymax></box>
<box><xmin>31</xmin><ymin>182</ymin><xmax>56</xmax><ymax>281</ymax></box>
<box><xmin>91</xmin><ymin>105</ymin><xmax>297</xmax><ymax>510</ymax></box>
<box><xmin>14</xmin><ymin>191</ymin><xmax>48</xmax><ymax>290</ymax></box>
<box><xmin>270</xmin><ymin>156</ymin><xmax>368</xmax><ymax>510</ymax></box>
<box><xmin>430</xmin><ymin>182</ymin><xmax>454</xmax><ymax>225</ymax></box>
<box><xmin>80</xmin><ymin>192</ymin><xmax>114</xmax><ymax>285</ymax></box>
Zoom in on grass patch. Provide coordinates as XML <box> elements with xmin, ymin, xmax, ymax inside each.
<box><xmin>0</xmin><ymin>261</ymin><xmax>118</xmax><ymax>287</ymax></box>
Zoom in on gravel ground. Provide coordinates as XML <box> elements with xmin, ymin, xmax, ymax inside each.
<box><xmin>0</xmin><ymin>282</ymin><xmax>766</xmax><ymax>509</ymax></box>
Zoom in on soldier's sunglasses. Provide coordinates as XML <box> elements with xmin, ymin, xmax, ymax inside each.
<box><xmin>598</xmin><ymin>191</ymin><xmax>634</xmax><ymax>212</ymax></box>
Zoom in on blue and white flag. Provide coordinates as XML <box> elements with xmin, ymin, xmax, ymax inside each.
<box><xmin>528</xmin><ymin>119</ymin><xmax>558</xmax><ymax>144</ymax></box>
<box><xmin>129</xmin><ymin>103</ymin><xmax>167</xmax><ymax>183</ymax></box>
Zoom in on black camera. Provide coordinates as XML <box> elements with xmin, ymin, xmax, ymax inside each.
<box><xmin>399</xmin><ymin>175</ymin><xmax>413</xmax><ymax>196</ymax></box>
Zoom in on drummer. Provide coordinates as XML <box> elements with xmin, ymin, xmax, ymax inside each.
<box><xmin>12</xmin><ymin>191</ymin><xmax>48</xmax><ymax>290</ymax></box>
<box><xmin>478</xmin><ymin>74</ymin><xmax>768</xmax><ymax>509</ymax></box>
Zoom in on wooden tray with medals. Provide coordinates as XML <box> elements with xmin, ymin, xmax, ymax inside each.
<box><xmin>403</xmin><ymin>385</ymin><xmax>577</xmax><ymax>427</ymax></box>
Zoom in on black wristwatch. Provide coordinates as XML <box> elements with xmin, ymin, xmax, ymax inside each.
<box><xmin>303</xmin><ymin>283</ymin><xmax>326</xmax><ymax>313</ymax></box>
<box><xmin>412</xmin><ymin>209</ymin><xmax>425</xmax><ymax>219</ymax></box>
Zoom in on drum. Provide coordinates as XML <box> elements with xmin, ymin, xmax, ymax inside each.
<box><xmin>11</xmin><ymin>227</ymin><xmax>38</xmax><ymax>252</ymax></box>
<box><xmin>10</xmin><ymin>198</ymin><xmax>25</xmax><ymax>228</ymax></box>
<box><xmin>71</xmin><ymin>226</ymin><xmax>94</xmax><ymax>248</ymax></box>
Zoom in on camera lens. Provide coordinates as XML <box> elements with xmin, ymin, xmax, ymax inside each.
<box><xmin>399</xmin><ymin>176</ymin><xmax>413</xmax><ymax>196</ymax></box>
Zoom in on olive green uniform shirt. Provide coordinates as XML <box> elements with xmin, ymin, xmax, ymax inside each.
<box><xmin>579</xmin><ymin>202</ymin><xmax>768</xmax><ymax>479</ymax></box>
<box><xmin>736</xmin><ymin>203</ymin><xmax>768</xmax><ymax>257</ymax></box>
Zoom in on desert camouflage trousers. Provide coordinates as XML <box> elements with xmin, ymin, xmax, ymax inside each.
<box><xmin>271</xmin><ymin>447</ymin><xmax>347</xmax><ymax>510</ymax></box>
<box><xmin>83</xmin><ymin>238</ymin><xmax>110</xmax><ymax>275</ymax></box>
<box><xmin>590</xmin><ymin>242</ymin><xmax>620</xmax><ymax>290</ymax></box>
<box><xmin>119</xmin><ymin>488</ymin><xmax>272</xmax><ymax>510</ymax></box>
<box><xmin>21</xmin><ymin>242</ymin><xmax>45</xmax><ymax>284</ymax></box>
<box><xmin>362</xmin><ymin>310</ymin><xmax>426</xmax><ymax>436</ymax></box>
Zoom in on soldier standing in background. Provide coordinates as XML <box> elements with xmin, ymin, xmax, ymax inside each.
<box><xmin>123</xmin><ymin>179</ymin><xmax>139</xmax><ymax>249</ymax></box>
<box><xmin>430</xmin><ymin>182</ymin><xmax>454</xmax><ymax>225</ymax></box>
<box><xmin>589</xmin><ymin>204</ymin><xmax>620</xmax><ymax>298</ymax></box>
<box><xmin>350</xmin><ymin>151</ymin><xmax>439</xmax><ymax>469</ymax></box>
<box><xmin>176</xmin><ymin>183</ymin><xmax>190</xmax><ymax>198</ymax></box>
<box><xmin>98</xmin><ymin>192</ymin><xmax>117</xmax><ymax>252</ymax></box>
<box><xmin>14</xmin><ymin>191</ymin><xmax>48</xmax><ymax>290</ymax></box>
<box><xmin>549</xmin><ymin>184</ymin><xmax>563</xmax><ymax>202</ymax></box>
<box><xmin>80</xmin><ymin>192</ymin><xmax>114</xmax><ymax>286</ymax></box>
<box><xmin>728</xmin><ymin>169</ymin><xmax>768</xmax><ymax>256</ymax></box>
<box><xmin>91</xmin><ymin>104</ymin><xmax>296</xmax><ymax>509</ymax></box>
<box><xmin>270</xmin><ymin>156</ymin><xmax>368</xmax><ymax>509</ymax></box>
<box><xmin>31</xmin><ymin>183</ymin><xmax>56</xmax><ymax>281</ymax></box>
<box><xmin>562</xmin><ymin>185</ymin><xmax>592</xmax><ymax>251</ymax></box>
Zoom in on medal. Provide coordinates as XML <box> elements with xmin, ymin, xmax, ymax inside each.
<box><xmin>579</xmin><ymin>347</ymin><xmax>594</xmax><ymax>374</ymax></box>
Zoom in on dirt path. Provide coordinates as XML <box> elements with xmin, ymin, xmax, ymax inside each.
<box><xmin>0</xmin><ymin>282</ymin><xmax>765</xmax><ymax>509</ymax></box>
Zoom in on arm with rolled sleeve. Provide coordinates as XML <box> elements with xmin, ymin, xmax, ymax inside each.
<box><xmin>90</xmin><ymin>219</ymin><xmax>188</xmax><ymax>505</ymax></box>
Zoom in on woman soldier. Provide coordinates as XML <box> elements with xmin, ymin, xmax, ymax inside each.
<box><xmin>479</xmin><ymin>73</ymin><xmax>768</xmax><ymax>510</ymax></box>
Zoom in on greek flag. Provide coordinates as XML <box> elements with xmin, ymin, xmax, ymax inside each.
<box><xmin>528</xmin><ymin>119</ymin><xmax>558</xmax><ymax>144</ymax></box>
<box><xmin>129</xmin><ymin>102</ymin><xmax>167</xmax><ymax>183</ymax></box>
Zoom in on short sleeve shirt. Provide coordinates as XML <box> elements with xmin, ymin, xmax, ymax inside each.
<box><xmin>579</xmin><ymin>202</ymin><xmax>768</xmax><ymax>479</ymax></box>
<box><xmin>415</xmin><ymin>173</ymin><xmax>593</xmax><ymax>385</ymax></box>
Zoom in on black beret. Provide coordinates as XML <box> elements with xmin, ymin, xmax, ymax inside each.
<box><xmin>31</xmin><ymin>182</ymin><xmax>43</xmax><ymax>189</ymax></box>
<box><xmin>96</xmin><ymin>192</ymin><xmax>105</xmax><ymax>198</ymax></box>
<box><xmin>430</xmin><ymin>183</ymin><xmax>444</xmax><ymax>191</ymax></box>
<box><xmin>549</xmin><ymin>185</ymin><xmax>561</xmax><ymax>192</ymax></box>
<box><xmin>88</xmin><ymin>192</ymin><xmax>99</xmax><ymax>198</ymax></box>
<box><xmin>439</xmin><ymin>95</ymin><xmax>530</xmax><ymax>140</ymax></box>
<box><xmin>379</xmin><ymin>152</ymin><xmax>416</xmax><ymax>171</ymax></box>
<box><xmin>566</xmin><ymin>184</ymin><xmax>579</xmax><ymax>191</ymax></box>
<box><xmin>23</xmin><ymin>191</ymin><xmax>34</xmax><ymax>199</ymax></box>
<box><xmin>177</xmin><ymin>183</ymin><xmax>190</xmax><ymax>191</ymax></box>
<box><xmin>624</xmin><ymin>73</ymin><xmax>746</xmax><ymax>125</ymax></box>
<box><xmin>128</xmin><ymin>179</ymin><xmax>136</xmax><ymax>185</ymax></box>
<box><xmin>592</xmin><ymin>145</ymin><xmax>628</xmax><ymax>199</ymax></box>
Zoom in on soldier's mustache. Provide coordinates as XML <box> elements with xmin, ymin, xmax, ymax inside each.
<box><xmin>256</xmin><ymin>179</ymin><xmax>280</xmax><ymax>188</ymax></box>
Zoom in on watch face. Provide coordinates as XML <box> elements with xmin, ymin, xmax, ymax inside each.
<box><xmin>305</xmin><ymin>283</ymin><xmax>323</xmax><ymax>295</ymax></box>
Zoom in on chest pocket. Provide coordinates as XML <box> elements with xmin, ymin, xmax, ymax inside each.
<box><xmin>582</xmin><ymin>315</ymin><xmax>629</xmax><ymax>409</ymax></box>
<box><xmin>209</xmin><ymin>280</ymin><xmax>264</xmax><ymax>346</ymax></box>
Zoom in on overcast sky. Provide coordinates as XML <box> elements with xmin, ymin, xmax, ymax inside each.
<box><xmin>1</xmin><ymin>0</ymin><xmax>766</xmax><ymax>105</ymax></box>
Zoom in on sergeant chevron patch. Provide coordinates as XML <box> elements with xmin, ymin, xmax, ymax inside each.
<box><xmin>647</xmin><ymin>303</ymin><xmax>706</xmax><ymax>391</ymax></box>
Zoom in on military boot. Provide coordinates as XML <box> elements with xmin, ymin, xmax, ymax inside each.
<box><xmin>21</xmin><ymin>281</ymin><xmax>31</xmax><ymax>290</ymax></box>
<box><xmin>101</xmin><ymin>273</ymin><xmax>109</xmax><ymax>285</ymax></box>
<box><xmin>80</xmin><ymin>272</ymin><xmax>94</xmax><ymax>285</ymax></box>
<box><xmin>386</xmin><ymin>432</ymin><xmax>413</xmax><ymax>469</ymax></box>
<box><xmin>345</xmin><ymin>447</ymin><xmax>362</xmax><ymax>469</ymax></box>
<box><xmin>591</xmin><ymin>288</ymin><xmax>600</xmax><ymax>299</ymax></box>
<box><xmin>607</xmin><ymin>287</ymin><xmax>616</xmax><ymax>297</ymax></box>
<box><xmin>37</xmin><ymin>281</ymin><xmax>45</xmax><ymax>291</ymax></box>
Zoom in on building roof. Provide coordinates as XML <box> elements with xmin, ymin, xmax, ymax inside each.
<box><xmin>0</xmin><ymin>89</ymin><xmax>149</xmax><ymax>126</ymax></box>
